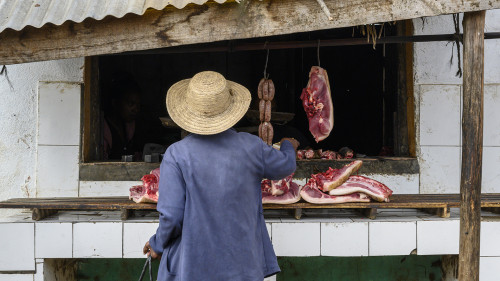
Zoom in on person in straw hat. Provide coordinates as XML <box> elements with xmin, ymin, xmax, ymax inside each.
<box><xmin>143</xmin><ymin>71</ymin><xmax>299</xmax><ymax>281</ymax></box>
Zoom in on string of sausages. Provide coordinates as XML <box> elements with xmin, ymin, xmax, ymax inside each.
<box><xmin>258</xmin><ymin>78</ymin><xmax>274</xmax><ymax>145</ymax></box>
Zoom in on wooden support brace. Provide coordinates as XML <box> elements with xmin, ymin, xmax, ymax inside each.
<box><xmin>421</xmin><ymin>207</ymin><xmax>450</xmax><ymax>218</ymax></box>
<box><xmin>121</xmin><ymin>209</ymin><xmax>135</xmax><ymax>220</ymax></box>
<box><xmin>32</xmin><ymin>208</ymin><xmax>58</xmax><ymax>221</ymax></box>
<box><xmin>356</xmin><ymin>208</ymin><xmax>377</xmax><ymax>219</ymax></box>
<box><xmin>294</xmin><ymin>208</ymin><xmax>302</xmax><ymax>220</ymax></box>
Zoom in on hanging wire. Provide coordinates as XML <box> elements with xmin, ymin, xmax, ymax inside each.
<box><xmin>317</xmin><ymin>39</ymin><xmax>321</xmax><ymax>67</ymax></box>
<box><xmin>263</xmin><ymin>41</ymin><xmax>270</xmax><ymax>79</ymax></box>
<box><xmin>0</xmin><ymin>65</ymin><xmax>14</xmax><ymax>90</ymax></box>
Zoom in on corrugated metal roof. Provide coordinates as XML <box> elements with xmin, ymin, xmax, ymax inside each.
<box><xmin>0</xmin><ymin>0</ymin><xmax>228</xmax><ymax>33</ymax></box>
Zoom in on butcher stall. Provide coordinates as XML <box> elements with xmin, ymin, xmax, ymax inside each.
<box><xmin>1</xmin><ymin>0</ymin><xmax>500</xmax><ymax>280</ymax></box>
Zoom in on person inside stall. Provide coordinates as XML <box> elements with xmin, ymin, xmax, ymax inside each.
<box><xmin>142</xmin><ymin>71</ymin><xmax>299</xmax><ymax>281</ymax></box>
<box><xmin>103</xmin><ymin>72</ymin><xmax>145</xmax><ymax>161</ymax></box>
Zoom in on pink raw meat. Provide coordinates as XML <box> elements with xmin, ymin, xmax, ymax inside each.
<box><xmin>129</xmin><ymin>168</ymin><xmax>160</xmax><ymax>203</ymax></box>
<box><xmin>300</xmin><ymin>66</ymin><xmax>334</xmax><ymax>142</ymax></box>
<box><xmin>261</xmin><ymin>175</ymin><xmax>302</xmax><ymax>204</ymax></box>
<box><xmin>300</xmin><ymin>183</ymin><xmax>370</xmax><ymax>204</ymax></box>
<box><xmin>311</xmin><ymin>160</ymin><xmax>362</xmax><ymax>192</ymax></box>
<box><xmin>329</xmin><ymin>176</ymin><xmax>393</xmax><ymax>202</ymax></box>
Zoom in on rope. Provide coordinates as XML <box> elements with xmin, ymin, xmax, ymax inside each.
<box><xmin>263</xmin><ymin>41</ymin><xmax>270</xmax><ymax>79</ymax></box>
<box><xmin>448</xmin><ymin>13</ymin><xmax>463</xmax><ymax>78</ymax></box>
<box><xmin>138</xmin><ymin>256</ymin><xmax>154</xmax><ymax>281</ymax></box>
<box><xmin>0</xmin><ymin>65</ymin><xmax>14</xmax><ymax>90</ymax></box>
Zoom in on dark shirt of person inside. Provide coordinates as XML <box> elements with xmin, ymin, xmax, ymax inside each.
<box><xmin>103</xmin><ymin>73</ymin><xmax>144</xmax><ymax>160</ymax></box>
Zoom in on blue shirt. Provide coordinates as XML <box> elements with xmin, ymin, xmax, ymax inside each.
<box><xmin>149</xmin><ymin>129</ymin><xmax>296</xmax><ymax>281</ymax></box>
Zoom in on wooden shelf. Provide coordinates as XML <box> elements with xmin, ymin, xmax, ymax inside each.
<box><xmin>1</xmin><ymin>194</ymin><xmax>499</xmax><ymax>221</ymax></box>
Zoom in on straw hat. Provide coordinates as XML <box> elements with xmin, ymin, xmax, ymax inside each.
<box><xmin>166</xmin><ymin>71</ymin><xmax>251</xmax><ymax>135</ymax></box>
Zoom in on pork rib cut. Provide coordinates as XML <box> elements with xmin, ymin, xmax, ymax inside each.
<box><xmin>329</xmin><ymin>176</ymin><xmax>393</xmax><ymax>202</ymax></box>
<box><xmin>129</xmin><ymin>168</ymin><xmax>160</xmax><ymax>203</ymax></box>
<box><xmin>311</xmin><ymin>160</ymin><xmax>362</xmax><ymax>192</ymax></box>
<box><xmin>300</xmin><ymin>66</ymin><xmax>334</xmax><ymax>142</ymax></box>
<box><xmin>261</xmin><ymin>174</ymin><xmax>302</xmax><ymax>204</ymax></box>
<box><xmin>300</xmin><ymin>182</ymin><xmax>370</xmax><ymax>204</ymax></box>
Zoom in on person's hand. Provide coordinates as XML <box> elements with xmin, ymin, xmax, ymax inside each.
<box><xmin>143</xmin><ymin>241</ymin><xmax>162</xmax><ymax>260</ymax></box>
<box><xmin>280</xmin><ymin>138</ymin><xmax>300</xmax><ymax>151</ymax></box>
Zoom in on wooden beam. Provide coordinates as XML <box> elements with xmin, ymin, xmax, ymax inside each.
<box><xmin>82</xmin><ymin>57</ymin><xmax>101</xmax><ymax>162</ymax></box>
<box><xmin>459</xmin><ymin>10</ymin><xmax>485</xmax><ymax>281</ymax></box>
<box><xmin>0</xmin><ymin>0</ymin><xmax>499</xmax><ymax>65</ymax></box>
<box><xmin>405</xmin><ymin>20</ymin><xmax>417</xmax><ymax>157</ymax></box>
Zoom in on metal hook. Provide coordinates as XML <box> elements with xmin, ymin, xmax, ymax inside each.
<box><xmin>317</xmin><ymin>39</ymin><xmax>321</xmax><ymax>67</ymax></box>
<box><xmin>263</xmin><ymin>41</ymin><xmax>270</xmax><ymax>79</ymax></box>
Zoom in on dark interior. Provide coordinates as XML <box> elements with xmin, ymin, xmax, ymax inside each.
<box><xmin>98</xmin><ymin>25</ymin><xmax>399</xmax><ymax>160</ymax></box>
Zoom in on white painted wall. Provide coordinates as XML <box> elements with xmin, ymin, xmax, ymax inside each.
<box><xmin>413</xmin><ymin>9</ymin><xmax>500</xmax><ymax>194</ymax></box>
<box><xmin>0</xmin><ymin>58</ymin><xmax>84</xmax><ymax>217</ymax></box>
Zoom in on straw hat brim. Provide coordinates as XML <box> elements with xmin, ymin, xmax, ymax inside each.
<box><xmin>166</xmin><ymin>79</ymin><xmax>251</xmax><ymax>135</ymax></box>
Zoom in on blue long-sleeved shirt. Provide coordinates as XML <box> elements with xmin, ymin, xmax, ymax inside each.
<box><xmin>149</xmin><ymin>129</ymin><xmax>296</xmax><ymax>281</ymax></box>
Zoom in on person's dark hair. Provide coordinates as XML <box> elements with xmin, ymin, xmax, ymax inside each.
<box><xmin>109</xmin><ymin>71</ymin><xmax>142</xmax><ymax>101</ymax></box>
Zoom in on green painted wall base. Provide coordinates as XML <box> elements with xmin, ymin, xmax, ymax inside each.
<box><xmin>76</xmin><ymin>255</ymin><xmax>444</xmax><ymax>281</ymax></box>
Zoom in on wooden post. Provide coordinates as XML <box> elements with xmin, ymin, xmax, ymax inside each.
<box><xmin>459</xmin><ymin>10</ymin><xmax>485</xmax><ymax>281</ymax></box>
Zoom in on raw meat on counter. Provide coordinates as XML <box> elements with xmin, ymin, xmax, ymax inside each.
<box><xmin>313</xmin><ymin>160</ymin><xmax>363</xmax><ymax>192</ymax></box>
<box><xmin>296</xmin><ymin>148</ymin><xmax>351</xmax><ymax>160</ymax></box>
<box><xmin>129</xmin><ymin>168</ymin><xmax>160</xmax><ymax>203</ymax></box>
<box><xmin>301</xmin><ymin>187</ymin><xmax>370</xmax><ymax>204</ymax></box>
<box><xmin>261</xmin><ymin>174</ymin><xmax>302</xmax><ymax>204</ymax></box>
<box><xmin>300</xmin><ymin>66</ymin><xmax>334</xmax><ymax>142</ymax></box>
<box><xmin>300</xmin><ymin>160</ymin><xmax>394</xmax><ymax>204</ymax></box>
<box><xmin>328</xmin><ymin>175</ymin><xmax>393</xmax><ymax>202</ymax></box>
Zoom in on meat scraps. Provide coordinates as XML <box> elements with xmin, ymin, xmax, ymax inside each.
<box><xmin>300</xmin><ymin>66</ymin><xmax>334</xmax><ymax>142</ymax></box>
<box><xmin>312</xmin><ymin>160</ymin><xmax>363</xmax><ymax>192</ymax></box>
<box><xmin>329</xmin><ymin>175</ymin><xmax>393</xmax><ymax>202</ymax></box>
<box><xmin>296</xmin><ymin>149</ymin><xmax>349</xmax><ymax>160</ymax></box>
<box><xmin>261</xmin><ymin>174</ymin><xmax>302</xmax><ymax>204</ymax></box>
<box><xmin>129</xmin><ymin>168</ymin><xmax>160</xmax><ymax>203</ymax></box>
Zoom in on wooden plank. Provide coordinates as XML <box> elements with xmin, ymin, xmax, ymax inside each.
<box><xmin>395</xmin><ymin>21</ymin><xmax>410</xmax><ymax>156</ymax></box>
<box><xmin>459</xmin><ymin>10</ymin><xmax>486</xmax><ymax>281</ymax></box>
<box><xmin>79</xmin><ymin>162</ymin><xmax>161</xmax><ymax>181</ymax></box>
<box><xmin>357</xmin><ymin>208</ymin><xmax>377</xmax><ymax>219</ymax></box>
<box><xmin>82</xmin><ymin>56</ymin><xmax>101</xmax><ymax>162</ymax></box>
<box><xmin>32</xmin><ymin>208</ymin><xmax>58</xmax><ymax>221</ymax></box>
<box><xmin>405</xmin><ymin>20</ymin><xmax>416</xmax><ymax>158</ymax></box>
<box><xmin>79</xmin><ymin>158</ymin><xmax>420</xmax><ymax>181</ymax></box>
<box><xmin>421</xmin><ymin>206</ymin><xmax>450</xmax><ymax>218</ymax></box>
<box><xmin>1</xmin><ymin>0</ymin><xmax>499</xmax><ymax>65</ymax></box>
<box><xmin>1</xmin><ymin>195</ymin><xmax>499</xmax><ymax>215</ymax></box>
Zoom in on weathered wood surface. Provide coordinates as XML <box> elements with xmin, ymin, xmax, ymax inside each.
<box><xmin>82</xmin><ymin>57</ymin><xmax>101</xmax><ymax>162</ymax></box>
<box><xmin>2</xmin><ymin>194</ymin><xmax>500</xmax><ymax>211</ymax></box>
<box><xmin>459</xmin><ymin>10</ymin><xmax>485</xmax><ymax>281</ymax></box>
<box><xmin>1</xmin><ymin>0</ymin><xmax>500</xmax><ymax>65</ymax></box>
<box><xmin>79</xmin><ymin>157</ymin><xmax>420</xmax><ymax>181</ymax></box>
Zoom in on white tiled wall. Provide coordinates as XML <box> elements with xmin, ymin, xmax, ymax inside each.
<box><xmin>0</xmin><ymin>223</ymin><xmax>35</xmax><ymax>271</ymax></box>
<box><xmin>272</xmin><ymin>223</ymin><xmax>320</xmax><ymax>256</ymax></box>
<box><xmin>483</xmin><ymin>85</ymin><xmax>500</xmax><ymax>146</ymax></box>
<box><xmin>321</xmin><ymin>222</ymin><xmax>368</xmax><ymax>256</ymax></box>
<box><xmin>38</xmin><ymin>82</ymin><xmax>81</xmax><ymax>146</ymax></box>
<box><xmin>419</xmin><ymin>146</ymin><xmax>461</xmax><ymax>193</ymax></box>
<box><xmin>36</xmin><ymin>81</ymin><xmax>81</xmax><ymax>198</ymax></box>
<box><xmin>480</xmin><ymin>221</ymin><xmax>500</xmax><ymax>257</ymax></box>
<box><xmin>123</xmin><ymin>223</ymin><xmax>159</xmax><ymax>258</ymax></box>
<box><xmin>369</xmin><ymin>222</ymin><xmax>416</xmax><ymax>256</ymax></box>
<box><xmin>417</xmin><ymin>220</ymin><xmax>459</xmax><ymax>255</ymax></box>
<box><xmin>419</xmin><ymin>85</ymin><xmax>461</xmax><ymax>146</ymax></box>
<box><xmin>0</xmin><ymin>274</ymin><xmax>34</xmax><ymax>281</ymax></box>
<box><xmin>73</xmin><ymin>223</ymin><xmax>122</xmax><ymax>258</ymax></box>
<box><xmin>480</xmin><ymin>257</ymin><xmax>500</xmax><ymax>281</ymax></box>
<box><xmin>35</xmin><ymin>223</ymin><xmax>72</xmax><ymax>258</ymax></box>
<box><xmin>36</xmin><ymin>145</ymin><xmax>79</xmax><ymax>197</ymax></box>
<box><xmin>79</xmin><ymin>181</ymin><xmax>142</xmax><ymax>197</ymax></box>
